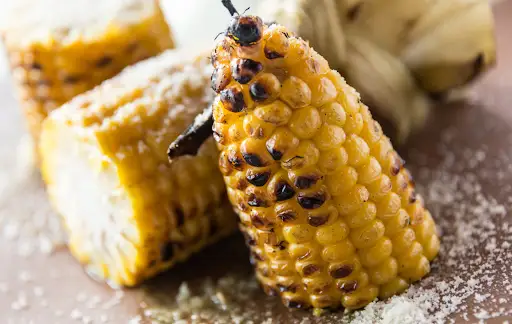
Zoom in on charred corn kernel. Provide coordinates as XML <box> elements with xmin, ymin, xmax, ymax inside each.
<box><xmin>40</xmin><ymin>50</ymin><xmax>236</xmax><ymax>287</ymax></box>
<box><xmin>210</xmin><ymin>13</ymin><xmax>439</xmax><ymax>310</ymax></box>
<box><xmin>1</xmin><ymin>0</ymin><xmax>174</xmax><ymax>144</ymax></box>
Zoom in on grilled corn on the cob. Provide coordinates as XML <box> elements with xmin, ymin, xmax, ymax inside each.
<box><xmin>258</xmin><ymin>0</ymin><xmax>495</xmax><ymax>140</ymax></box>
<box><xmin>170</xmin><ymin>4</ymin><xmax>440</xmax><ymax>310</ymax></box>
<box><xmin>1</xmin><ymin>0</ymin><xmax>174</xmax><ymax>143</ymax></box>
<box><xmin>40</xmin><ymin>49</ymin><xmax>236</xmax><ymax>287</ymax></box>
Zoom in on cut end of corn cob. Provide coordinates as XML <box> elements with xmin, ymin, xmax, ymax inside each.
<box><xmin>40</xmin><ymin>49</ymin><xmax>237</xmax><ymax>287</ymax></box>
<box><xmin>203</xmin><ymin>3</ymin><xmax>440</xmax><ymax>311</ymax></box>
<box><xmin>1</xmin><ymin>0</ymin><xmax>174</xmax><ymax>144</ymax></box>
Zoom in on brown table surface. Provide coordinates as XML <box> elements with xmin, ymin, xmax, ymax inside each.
<box><xmin>1</xmin><ymin>1</ymin><xmax>512</xmax><ymax>323</ymax></box>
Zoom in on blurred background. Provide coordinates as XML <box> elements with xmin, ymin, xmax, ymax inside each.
<box><xmin>0</xmin><ymin>0</ymin><xmax>253</xmax><ymax>77</ymax></box>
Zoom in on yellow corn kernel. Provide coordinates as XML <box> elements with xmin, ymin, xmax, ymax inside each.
<box><xmin>319</xmin><ymin>102</ymin><xmax>346</xmax><ymax>127</ymax></box>
<box><xmin>402</xmin><ymin>256</ymin><xmax>431</xmax><ymax>282</ymax></box>
<box><xmin>227</xmin><ymin>120</ymin><xmax>246</xmax><ymax>143</ymax></box>
<box><xmin>243</xmin><ymin>113</ymin><xmax>276</xmax><ymax>139</ymax></box>
<box><xmin>367</xmin><ymin>174</ymin><xmax>393</xmax><ymax>202</ymax></box>
<box><xmin>309</xmin><ymin>76</ymin><xmax>337</xmax><ymax>107</ymax></box>
<box><xmin>342</xmin><ymin>285</ymin><xmax>379</xmax><ymax>309</ymax></box>
<box><xmin>345</xmin><ymin>134</ymin><xmax>371</xmax><ymax>167</ymax></box>
<box><xmin>398</xmin><ymin>242</ymin><xmax>424</xmax><ymax>272</ymax></box>
<box><xmin>40</xmin><ymin>50</ymin><xmax>235</xmax><ymax>287</ymax></box>
<box><xmin>321</xmin><ymin>240</ymin><xmax>355</xmax><ymax>262</ymax></box>
<box><xmin>254</xmin><ymin>101</ymin><xmax>293</xmax><ymax>126</ymax></box>
<box><xmin>280</xmin><ymin>76</ymin><xmax>312</xmax><ymax>109</ymax></box>
<box><xmin>283</xmin><ymin>224</ymin><xmax>316</xmax><ymax>243</ymax></box>
<box><xmin>336</xmin><ymin>271</ymin><xmax>370</xmax><ymax>294</ymax></box>
<box><xmin>384</xmin><ymin>209</ymin><xmax>411</xmax><ymax>237</ymax></box>
<box><xmin>423</xmin><ymin>235</ymin><xmax>441</xmax><ymax>261</ymax></box>
<box><xmin>392</xmin><ymin>228</ymin><xmax>417</xmax><ymax>257</ymax></box>
<box><xmin>2</xmin><ymin>0</ymin><xmax>174</xmax><ymax>145</ymax></box>
<box><xmin>326</xmin><ymin>165</ymin><xmax>358</xmax><ymax>196</ymax></box>
<box><xmin>263</xmin><ymin>25</ymin><xmax>290</xmax><ymax>59</ymax></box>
<box><xmin>288</xmin><ymin>243</ymin><xmax>316</xmax><ymax>260</ymax></box>
<box><xmin>281</xmin><ymin>140</ymin><xmax>320</xmax><ymax>170</ymax></box>
<box><xmin>316</xmin><ymin>221</ymin><xmax>350</xmax><ymax>245</ymax></box>
<box><xmin>310</xmin><ymin>294</ymin><xmax>338</xmax><ymax>309</ymax></box>
<box><xmin>313</xmin><ymin>124</ymin><xmax>346</xmax><ymax>151</ymax></box>
<box><xmin>318</xmin><ymin>147</ymin><xmax>348</xmax><ymax>175</ymax></box>
<box><xmin>289</xmin><ymin>106</ymin><xmax>322</xmax><ymax>139</ymax></box>
<box><xmin>357</xmin><ymin>157</ymin><xmax>382</xmax><ymax>185</ymax></box>
<box><xmin>344</xmin><ymin>112</ymin><xmax>364</xmax><ymax>135</ymax></box>
<box><xmin>359</xmin><ymin>237</ymin><xmax>393</xmax><ymax>267</ymax></box>
<box><xmin>377</xmin><ymin>192</ymin><xmax>403</xmax><ymax>220</ymax></box>
<box><xmin>303</xmin><ymin>276</ymin><xmax>333</xmax><ymax>295</ymax></box>
<box><xmin>372</xmin><ymin>137</ymin><xmax>393</xmax><ymax>165</ymax></box>
<box><xmin>328</xmin><ymin>256</ymin><xmax>362</xmax><ymax>279</ymax></box>
<box><xmin>379</xmin><ymin>277</ymin><xmax>409</xmax><ymax>299</ymax></box>
<box><xmin>335</xmin><ymin>184</ymin><xmax>369</xmax><ymax>216</ymax></box>
<box><xmin>306</xmin><ymin>204</ymin><xmax>339</xmax><ymax>227</ymax></box>
<box><xmin>369</xmin><ymin>257</ymin><xmax>398</xmax><ymax>285</ymax></box>
<box><xmin>269</xmin><ymin>259</ymin><xmax>295</xmax><ymax>277</ymax></box>
<box><xmin>415</xmin><ymin>211</ymin><xmax>437</xmax><ymax>243</ymax></box>
<box><xmin>350</xmin><ymin>220</ymin><xmax>386</xmax><ymax>249</ymax></box>
<box><xmin>343</xmin><ymin>202</ymin><xmax>377</xmax><ymax>229</ymax></box>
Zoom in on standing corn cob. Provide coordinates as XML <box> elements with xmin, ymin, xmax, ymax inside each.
<box><xmin>168</xmin><ymin>2</ymin><xmax>440</xmax><ymax>311</ymax></box>
<box><xmin>0</xmin><ymin>0</ymin><xmax>174</xmax><ymax>144</ymax></box>
<box><xmin>40</xmin><ymin>49</ymin><xmax>236</xmax><ymax>287</ymax></box>
<box><xmin>258</xmin><ymin>0</ymin><xmax>496</xmax><ymax>141</ymax></box>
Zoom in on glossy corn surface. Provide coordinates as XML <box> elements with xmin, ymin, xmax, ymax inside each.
<box><xmin>40</xmin><ymin>50</ymin><xmax>236</xmax><ymax>287</ymax></box>
<box><xmin>211</xmin><ymin>17</ymin><xmax>440</xmax><ymax>310</ymax></box>
<box><xmin>1</xmin><ymin>0</ymin><xmax>174</xmax><ymax>143</ymax></box>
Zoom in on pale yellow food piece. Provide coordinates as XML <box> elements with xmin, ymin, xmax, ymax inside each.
<box><xmin>40</xmin><ymin>49</ymin><xmax>236</xmax><ymax>287</ymax></box>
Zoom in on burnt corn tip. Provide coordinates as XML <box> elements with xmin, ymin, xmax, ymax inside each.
<box><xmin>227</xmin><ymin>16</ymin><xmax>263</xmax><ymax>46</ymax></box>
<box><xmin>167</xmin><ymin>106</ymin><xmax>214</xmax><ymax>161</ymax></box>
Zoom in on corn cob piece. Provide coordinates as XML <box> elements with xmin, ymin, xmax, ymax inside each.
<box><xmin>169</xmin><ymin>3</ymin><xmax>440</xmax><ymax>311</ymax></box>
<box><xmin>39</xmin><ymin>49</ymin><xmax>236</xmax><ymax>287</ymax></box>
<box><xmin>0</xmin><ymin>0</ymin><xmax>174</xmax><ymax>144</ymax></box>
<box><xmin>258</xmin><ymin>0</ymin><xmax>496</xmax><ymax>141</ymax></box>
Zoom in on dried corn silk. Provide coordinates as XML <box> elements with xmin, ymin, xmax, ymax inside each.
<box><xmin>0</xmin><ymin>0</ymin><xmax>174</xmax><ymax>143</ymax></box>
<box><xmin>257</xmin><ymin>0</ymin><xmax>495</xmax><ymax>141</ymax></box>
